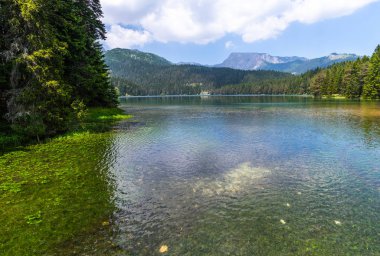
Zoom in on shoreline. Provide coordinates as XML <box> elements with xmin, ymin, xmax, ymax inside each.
<box><xmin>0</xmin><ymin>107</ymin><xmax>131</xmax><ymax>255</ymax></box>
<box><xmin>120</xmin><ymin>94</ymin><xmax>313</xmax><ymax>98</ymax></box>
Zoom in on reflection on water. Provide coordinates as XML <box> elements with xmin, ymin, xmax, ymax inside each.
<box><xmin>109</xmin><ymin>96</ymin><xmax>380</xmax><ymax>255</ymax></box>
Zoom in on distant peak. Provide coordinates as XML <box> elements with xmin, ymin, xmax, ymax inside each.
<box><xmin>327</xmin><ymin>53</ymin><xmax>358</xmax><ymax>61</ymax></box>
<box><xmin>228</xmin><ymin>52</ymin><xmax>268</xmax><ymax>57</ymax></box>
<box><xmin>216</xmin><ymin>52</ymin><xmax>306</xmax><ymax>71</ymax></box>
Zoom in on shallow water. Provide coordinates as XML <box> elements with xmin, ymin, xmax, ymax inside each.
<box><xmin>109</xmin><ymin>96</ymin><xmax>380</xmax><ymax>255</ymax></box>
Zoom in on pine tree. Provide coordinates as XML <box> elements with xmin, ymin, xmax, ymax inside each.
<box><xmin>363</xmin><ymin>45</ymin><xmax>380</xmax><ymax>99</ymax></box>
<box><xmin>342</xmin><ymin>61</ymin><xmax>361</xmax><ymax>98</ymax></box>
<box><xmin>309</xmin><ymin>70</ymin><xmax>326</xmax><ymax>97</ymax></box>
<box><xmin>59</xmin><ymin>0</ymin><xmax>117</xmax><ymax>107</ymax></box>
<box><xmin>0</xmin><ymin>0</ymin><xmax>21</xmax><ymax>118</ymax></box>
<box><xmin>4</xmin><ymin>0</ymin><xmax>74</xmax><ymax>138</ymax></box>
<box><xmin>1</xmin><ymin>0</ymin><xmax>116</xmax><ymax>138</ymax></box>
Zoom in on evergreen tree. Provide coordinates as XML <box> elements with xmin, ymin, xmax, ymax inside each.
<box><xmin>363</xmin><ymin>45</ymin><xmax>380</xmax><ymax>99</ymax></box>
<box><xmin>59</xmin><ymin>0</ymin><xmax>116</xmax><ymax>107</ymax></box>
<box><xmin>5</xmin><ymin>0</ymin><xmax>75</xmax><ymax>137</ymax></box>
<box><xmin>309</xmin><ymin>70</ymin><xmax>326</xmax><ymax>97</ymax></box>
<box><xmin>0</xmin><ymin>0</ymin><xmax>116</xmax><ymax>139</ymax></box>
<box><xmin>0</xmin><ymin>0</ymin><xmax>21</xmax><ymax>118</ymax></box>
<box><xmin>342</xmin><ymin>61</ymin><xmax>361</xmax><ymax>98</ymax></box>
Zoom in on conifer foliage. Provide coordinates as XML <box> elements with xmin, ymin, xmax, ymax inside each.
<box><xmin>0</xmin><ymin>0</ymin><xmax>116</xmax><ymax>138</ymax></box>
<box><xmin>363</xmin><ymin>45</ymin><xmax>380</xmax><ymax>99</ymax></box>
<box><xmin>307</xmin><ymin>46</ymin><xmax>380</xmax><ymax>99</ymax></box>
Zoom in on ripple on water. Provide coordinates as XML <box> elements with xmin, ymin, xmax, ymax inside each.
<box><xmin>109</xmin><ymin>97</ymin><xmax>380</xmax><ymax>255</ymax></box>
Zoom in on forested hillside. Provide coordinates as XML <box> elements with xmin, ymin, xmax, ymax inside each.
<box><xmin>0</xmin><ymin>0</ymin><xmax>116</xmax><ymax>139</ymax></box>
<box><xmin>105</xmin><ymin>48</ymin><xmax>293</xmax><ymax>95</ymax></box>
<box><xmin>212</xmin><ymin>71</ymin><xmax>317</xmax><ymax>95</ymax></box>
<box><xmin>105</xmin><ymin>47</ymin><xmax>380</xmax><ymax>98</ymax></box>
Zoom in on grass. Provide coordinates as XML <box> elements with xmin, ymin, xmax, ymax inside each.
<box><xmin>322</xmin><ymin>94</ymin><xmax>347</xmax><ymax>99</ymax></box>
<box><xmin>0</xmin><ymin>107</ymin><xmax>131</xmax><ymax>255</ymax></box>
<box><xmin>0</xmin><ymin>107</ymin><xmax>132</xmax><ymax>152</ymax></box>
<box><xmin>84</xmin><ymin>107</ymin><xmax>132</xmax><ymax>123</ymax></box>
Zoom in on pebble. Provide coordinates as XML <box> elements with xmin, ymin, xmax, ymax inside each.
<box><xmin>159</xmin><ymin>245</ymin><xmax>169</xmax><ymax>253</ymax></box>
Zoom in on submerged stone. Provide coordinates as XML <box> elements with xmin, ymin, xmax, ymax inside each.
<box><xmin>159</xmin><ymin>245</ymin><xmax>169</xmax><ymax>253</ymax></box>
<box><xmin>192</xmin><ymin>162</ymin><xmax>271</xmax><ymax>197</ymax></box>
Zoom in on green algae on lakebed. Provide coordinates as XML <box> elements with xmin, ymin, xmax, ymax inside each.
<box><xmin>0</xmin><ymin>108</ymin><xmax>131</xmax><ymax>255</ymax></box>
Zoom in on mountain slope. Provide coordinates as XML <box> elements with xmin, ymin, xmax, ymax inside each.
<box><xmin>215</xmin><ymin>53</ymin><xmax>306</xmax><ymax>70</ymax></box>
<box><xmin>263</xmin><ymin>53</ymin><xmax>359</xmax><ymax>73</ymax></box>
<box><xmin>104</xmin><ymin>48</ymin><xmax>292</xmax><ymax>96</ymax></box>
<box><xmin>105</xmin><ymin>48</ymin><xmax>172</xmax><ymax>67</ymax></box>
<box><xmin>216</xmin><ymin>52</ymin><xmax>360</xmax><ymax>73</ymax></box>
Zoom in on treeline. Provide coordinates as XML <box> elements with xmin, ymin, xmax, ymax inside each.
<box><xmin>106</xmin><ymin>55</ymin><xmax>292</xmax><ymax>96</ymax></box>
<box><xmin>212</xmin><ymin>71</ymin><xmax>316</xmax><ymax>95</ymax></box>
<box><xmin>111</xmin><ymin>77</ymin><xmax>202</xmax><ymax>96</ymax></box>
<box><xmin>0</xmin><ymin>0</ymin><xmax>116</xmax><ymax>139</ymax></box>
<box><xmin>309</xmin><ymin>46</ymin><xmax>380</xmax><ymax>98</ymax></box>
<box><xmin>109</xmin><ymin>65</ymin><xmax>292</xmax><ymax>95</ymax></box>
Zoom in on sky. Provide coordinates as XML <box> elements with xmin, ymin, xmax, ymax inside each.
<box><xmin>100</xmin><ymin>0</ymin><xmax>380</xmax><ymax>65</ymax></box>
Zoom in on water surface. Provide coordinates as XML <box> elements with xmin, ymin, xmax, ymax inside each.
<box><xmin>110</xmin><ymin>96</ymin><xmax>380</xmax><ymax>255</ymax></box>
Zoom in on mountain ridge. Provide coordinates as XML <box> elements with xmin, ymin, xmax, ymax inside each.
<box><xmin>104</xmin><ymin>48</ymin><xmax>292</xmax><ymax>96</ymax></box>
<box><xmin>215</xmin><ymin>52</ymin><xmax>360</xmax><ymax>73</ymax></box>
<box><xmin>215</xmin><ymin>52</ymin><xmax>307</xmax><ymax>71</ymax></box>
<box><xmin>105</xmin><ymin>48</ymin><xmax>172</xmax><ymax>67</ymax></box>
<box><xmin>104</xmin><ymin>48</ymin><xmax>360</xmax><ymax>74</ymax></box>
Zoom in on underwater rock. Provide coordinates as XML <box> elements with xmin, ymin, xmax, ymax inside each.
<box><xmin>192</xmin><ymin>162</ymin><xmax>271</xmax><ymax>197</ymax></box>
<box><xmin>159</xmin><ymin>245</ymin><xmax>168</xmax><ymax>253</ymax></box>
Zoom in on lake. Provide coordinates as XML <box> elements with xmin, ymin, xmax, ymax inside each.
<box><xmin>108</xmin><ymin>96</ymin><xmax>380</xmax><ymax>255</ymax></box>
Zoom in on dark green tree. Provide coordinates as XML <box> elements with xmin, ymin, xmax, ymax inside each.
<box><xmin>363</xmin><ymin>45</ymin><xmax>380</xmax><ymax>99</ymax></box>
<box><xmin>1</xmin><ymin>0</ymin><xmax>116</xmax><ymax>139</ymax></box>
<box><xmin>309</xmin><ymin>70</ymin><xmax>326</xmax><ymax>97</ymax></box>
<box><xmin>59</xmin><ymin>0</ymin><xmax>117</xmax><ymax>107</ymax></box>
<box><xmin>342</xmin><ymin>62</ymin><xmax>361</xmax><ymax>98</ymax></box>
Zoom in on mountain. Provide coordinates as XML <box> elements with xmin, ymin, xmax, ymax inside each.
<box><xmin>103</xmin><ymin>48</ymin><xmax>362</xmax><ymax>96</ymax></box>
<box><xmin>215</xmin><ymin>53</ymin><xmax>306</xmax><ymax>70</ymax></box>
<box><xmin>216</xmin><ymin>52</ymin><xmax>360</xmax><ymax>74</ymax></box>
<box><xmin>105</xmin><ymin>48</ymin><xmax>172</xmax><ymax>67</ymax></box>
<box><xmin>104</xmin><ymin>48</ymin><xmax>292</xmax><ymax>96</ymax></box>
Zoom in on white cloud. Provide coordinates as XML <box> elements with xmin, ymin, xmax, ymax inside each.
<box><xmin>100</xmin><ymin>0</ymin><xmax>379</xmax><ymax>47</ymax></box>
<box><xmin>105</xmin><ymin>25</ymin><xmax>151</xmax><ymax>48</ymax></box>
<box><xmin>225</xmin><ymin>41</ymin><xmax>235</xmax><ymax>50</ymax></box>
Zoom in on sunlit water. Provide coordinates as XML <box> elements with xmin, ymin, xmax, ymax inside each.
<box><xmin>107</xmin><ymin>96</ymin><xmax>380</xmax><ymax>255</ymax></box>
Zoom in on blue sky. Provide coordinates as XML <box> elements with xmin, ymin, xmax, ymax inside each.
<box><xmin>100</xmin><ymin>0</ymin><xmax>380</xmax><ymax>65</ymax></box>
